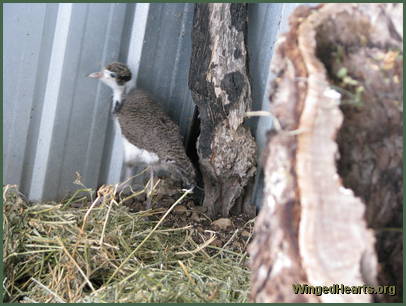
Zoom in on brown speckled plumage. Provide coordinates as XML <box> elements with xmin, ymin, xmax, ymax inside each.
<box><xmin>88</xmin><ymin>62</ymin><xmax>196</xmax><ymax>188</ymax></box>
<box><xmin>118</xmin><ymin>89</ymin><xmax>196</xmax><ymax>186</ymax></box>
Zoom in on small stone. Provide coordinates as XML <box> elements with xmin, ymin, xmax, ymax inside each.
<box><xmin>209</xmin><ymin>239</ymin><xmax>222</xmax><ymax>247</ymax></box>
<box><xmin>212</xmin><ymin>218</ymin><xmax>233</xmax><ymax>230</ymax></box>
<box><xmin>186</xmin><ymin>200</ymin><xmax>195</xmax><ymax>208</ymax></box>
<box><xmin>173</xmin><ymin>205</ymin><xmax>187</xmax><ymax>214</ymax></box>
<box><xmin>191</xmin><ymin>212</ymin><xmax>201</xmax><ymax>222</ymax></box>
<box><xmin>71</xmin><ymin>202</ymin><xmax>84</xmax><ymax>208</ymax></box>
<box><xmin>233</xmin><ymin>241</ymin><xmax>243</xmax><ymax>249</ymax></box>
<box><xmin>241</xmin><ymin>230</ymin><xmax>250</xmax><ymax>238</ymax></box>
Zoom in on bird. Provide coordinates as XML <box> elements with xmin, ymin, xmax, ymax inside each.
<box><xmin>88</xmin><ymin>62</ymin><xmax>196</xmax><ymax>205</ymax></box>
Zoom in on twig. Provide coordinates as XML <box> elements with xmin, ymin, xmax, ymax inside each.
<box><xmin>30</xmin><ymin>277</ymin><xmax>66</xmax><ymax>303</ymax></box>
<box><xmin>99</xmin><ymin>196</ymin><xmax>115</xmax><ymax>246</ymax></box>
<box><xmin>63</xmin><ymin>188</ymin><xmax>93</xmax><ymax>208</ymax></box>
<box><xmin>245</xmin><ymin>111</ymin><xmax>273</xmax><ymax>117</ymax></box>
<box><xmin>178</xmin><ymin>260</ymin><xmax>195</xmax><ymax>284</ymax></box>
<box><xmin>56</xmin><ymin>237</ymin><xmax>95</xmax><ymax>292</ymax></box>
<box><xmin>176</xmin><ymin>234</ymin><xmax>216</xmax><ymax>255</ymax></box>
<box><xmin>81</xmin><ymin>195</ymin><xmax>103</xmax><ymax>232</ymax></box>
<box><xmin>119</xmin><ymin>189</ymin><xmax>145</xmax><ymax>204</ymax></box>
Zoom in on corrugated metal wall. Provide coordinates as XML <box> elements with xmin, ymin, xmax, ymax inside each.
<box><xmin>3</xmin><ymin>3</ymin><xmax>306</xmax><ymax>203</ymax></box>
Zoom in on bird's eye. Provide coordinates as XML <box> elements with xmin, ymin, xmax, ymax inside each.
<box><xmin>110</xmin><ymin>72</ymin><xmax>117</xmax><ymax>78</ymax></box>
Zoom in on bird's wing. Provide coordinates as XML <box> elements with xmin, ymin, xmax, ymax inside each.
<box><xmin>118</xmin><ymin>98</ymin><xmax>185</xmax><ymax>159</ymax></box>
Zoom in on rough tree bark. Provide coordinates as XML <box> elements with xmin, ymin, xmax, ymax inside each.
<box><xmin>189</xmin><ymin>3</ymin><xmax>256</xmax><ymax>218</ymax></box>
<box><xmin>249</xmin><ymin>3</ymin><xmax>402</xmax><ymax>303</ymax></box>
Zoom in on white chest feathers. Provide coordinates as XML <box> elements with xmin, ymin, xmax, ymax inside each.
<box><xmin>113</xmin><ymin>107</ymin><xmax>159</xmax><ymax>166</ymax></box>
<box><xmin>122</xmin><ymin>136</ymin><xmax>159</xmax><ymax>166</ymax></box>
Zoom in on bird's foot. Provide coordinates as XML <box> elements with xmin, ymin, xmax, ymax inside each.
<box><xmin>181</xmin><ymin>187</ymin><xmax>195</xmax><ymax>194</ymax></box>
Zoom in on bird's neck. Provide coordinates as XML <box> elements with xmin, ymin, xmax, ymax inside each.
<box><xmin>112</xmin><ymin>86</ymin><xmax>125</xmax><ymax>114</ymax></box>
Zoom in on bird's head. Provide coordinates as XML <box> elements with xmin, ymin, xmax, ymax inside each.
<box><xmin>88</xmin><ymin>62</ymin><xmax>132</xmax><ymax>112</ymax></box>
<box><xmin>88</xmin><ymin>62</ymin><xmax>132</xmax><ymax>91</ymax></box>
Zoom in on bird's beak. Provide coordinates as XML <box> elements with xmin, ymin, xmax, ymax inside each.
<box><xmin>87</xmin><ymin>71</ymin><xmax>103</xmax><ymax>79</ymax></box>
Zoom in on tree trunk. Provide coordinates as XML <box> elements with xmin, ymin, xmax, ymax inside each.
<box><xmin>249</xmin><ymin>3</ymin><xmax>402</xmax><ymax>303</ymax></box>
<box><xmin>189</xmin><ymin>3</ymin><xmax>256</xmax><ymax>218</ymax></box>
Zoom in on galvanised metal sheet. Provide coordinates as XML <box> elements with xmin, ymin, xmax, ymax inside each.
<box><xmin>3</xmin><ymin>3</ymin><xmax>308</xmax><ymax>205</ymax></box>
<box><xmin>248</xmin><ymin>3</ymin><xmax>309</xmax><ymax>208</ymax></box>
<box><xmin>4</xmin><ymin>3</ymin><xmax>59</xmax><ymax>198</ymax></box>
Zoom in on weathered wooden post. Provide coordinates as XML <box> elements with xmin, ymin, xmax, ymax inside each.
<box><xmin>189</xmin><ymin>3</ymin><xmax>256</xmax><ymax>217</ymax></box>
<box><xmin>249</xmin><ymin>3</ymin><xmax>402</xmax><ymax>302</ymax></box>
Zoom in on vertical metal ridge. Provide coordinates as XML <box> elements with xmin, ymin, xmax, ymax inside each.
<box><xmin>175</xmin><ymin>3</ymin><xmax>195</xmax><ymax>143</ymax></box>
<box><xmin>56</xmin><ymin>4</ymin><xmax>92</xmax><ymax>197</ymax></box>
<box><xmin>29</xmin><ymin>3</ymin><xmax>73</xmax><ymax>200</ymax></box>
<box><xmin>168</xmin><ymin>4</ymin><xmax>192</xmax><ymax>116</ymax></box>
<box><xmin>83</xmin><ymin>3</ymin><xmax>120</xmax><ymax>183</ymax></box>
<box><xmin>127</xmin><ymin>3</ymin><xmax>150</xmax><ymax>87</ymax></box>
<box><xmin>4</xmin><ymin>4</ymin><xmax>48</xmax><ymax>187</ymax></box>
<box><xmin>20</xmin><ymin>4</ymin><xmax>59</xmax><ymax>194</ymax></box>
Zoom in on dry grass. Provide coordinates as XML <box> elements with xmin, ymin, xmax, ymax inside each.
<box><xmin>3</xmin><ymin>182</ymin><xmax>251</xmax><ymax>303</ymax></box>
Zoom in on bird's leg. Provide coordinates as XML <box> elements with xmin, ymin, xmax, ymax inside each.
<box><xmin>146</xmin><ymin>167</ymin><xmax>154</xmax><ymax>209</ymax></box>
<box><xmin>116</xmin><ymin>164</ymin><xmax>136</xmax><ymax>197</ymax></box>
<box><xmin>124</xmin><ymin>165</ymin><xmax>133</xmax><ymax>182</ymax></box>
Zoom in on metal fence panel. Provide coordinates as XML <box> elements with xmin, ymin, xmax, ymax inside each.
<box><xmin>4</xmin><ymin>3</ymin><xmax>59</xmax><ymax>196</ymax></box>
<box><xmin>3</xmin><ymin>3</ymin><xmax>307</xmax><ymax>204</ymax></box>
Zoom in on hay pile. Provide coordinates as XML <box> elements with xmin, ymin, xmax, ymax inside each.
<box><xmin>3</xmin><ymin>184</ymin><xmax>252</xmax><ymax>303</ymax></box>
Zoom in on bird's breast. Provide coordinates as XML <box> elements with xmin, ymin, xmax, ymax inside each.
<box><xmin>122</xmin><ymin>135</ymin><xmax>159</xmax><ymax>166</ymax></box>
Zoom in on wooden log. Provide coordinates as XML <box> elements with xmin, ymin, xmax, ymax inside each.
<box><xmin>189</xmin><ymin>3</ymin><xmax>256</xmax><ymax>217</ymax></box>
<box><xmin>249</xmin><ymin>3</ymin><xmax>402</xmax><ymax>302</ymax></box>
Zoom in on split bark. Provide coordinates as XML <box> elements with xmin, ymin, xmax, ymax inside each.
<box><xmin>249</xmin><ymin>3</ymin><xmax>402</xmax><ymax>303</ymax></box>
<box><xmin>189</xmin><ymin>3</ymin><xmax>256</xmax><ymax>218</ymax></box>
